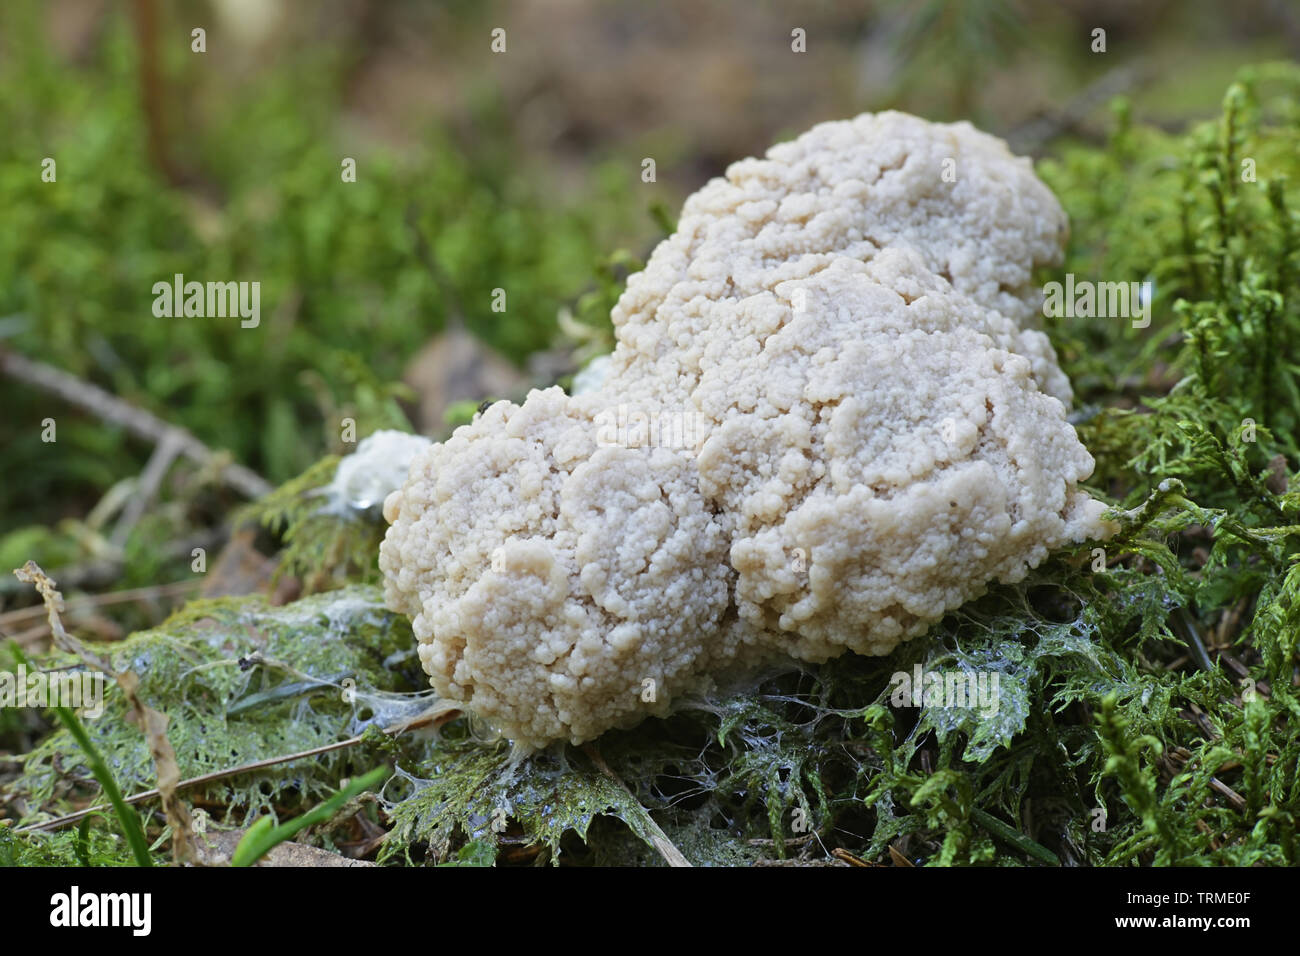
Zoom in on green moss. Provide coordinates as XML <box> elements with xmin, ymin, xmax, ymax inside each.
<box><xmin>0</xmin><ymin>822</ymin><xmax>138</xmax><ymax>867</ymax></box>
<box><xmin>9</xmin><ymin>586</ymin><xmax>424</xmax><ymax>826</ymax></box>
<box><xmin>238</xmin><ymin>456</ymin><xmax>388</xmax><ymax>593</ymax></box>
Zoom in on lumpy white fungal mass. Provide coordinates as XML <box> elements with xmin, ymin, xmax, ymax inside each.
<box><xmin>380</xmin><ymin>111</ymin><xmax>1113</xmax><ymax>749</ymax></box>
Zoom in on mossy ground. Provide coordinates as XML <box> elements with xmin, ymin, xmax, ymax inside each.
<box><xmin>5</xmin><ymin>65</ymin><xmax>1300</xmax><ymax>867</ymax></box>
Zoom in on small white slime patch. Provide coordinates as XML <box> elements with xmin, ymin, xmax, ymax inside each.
<box><xmin>318</xmin><ymin>430</ymin><xmax>433</xmax><ymax>517</ymax></box>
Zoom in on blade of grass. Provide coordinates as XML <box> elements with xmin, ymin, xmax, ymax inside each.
<box><xmin>9</xmin><ymin>642</ymin><xmax>154</xmax><ymax>866</ymax></box>
<box><xmin>969</xmin><ymin>807</ymin><xmax>1061</xmax><ymax>866</ymax></box>
<box><xmin>230</xmin><ymin>766</ymin><xmax>388</xmax><ymax>867</ymax></box>
<box><xmin>52</xmin><ymin>704</ymin><xmax>154</xmax><ymax>867</ymax></box>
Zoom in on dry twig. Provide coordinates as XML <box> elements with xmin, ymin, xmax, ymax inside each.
<box><xmin>1</xmin><ymin>347</ymin><xmax>271</xmax><ymax>499</ymax></box>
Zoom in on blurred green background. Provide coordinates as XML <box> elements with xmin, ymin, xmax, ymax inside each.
<box><xmin>1</xmin><ymin>0</ymin><xmax>1296</xmax><ymax>585</ymax></box>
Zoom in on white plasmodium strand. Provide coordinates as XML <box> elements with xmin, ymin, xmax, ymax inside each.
<box><xmin>380</xmin><ymin>111</ymin><xmax>1114</xmax><ymax>750</ymax></box>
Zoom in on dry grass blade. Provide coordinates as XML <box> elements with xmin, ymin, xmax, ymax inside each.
<box><xmin>583</xmin><ymin>743</ymin><xmax>692</xmax><ymax>867</ymax></box>
<box><xmin>12</xmin><ymin>560</ymin><xmax>196</xmax><ymax>863</ymax></box>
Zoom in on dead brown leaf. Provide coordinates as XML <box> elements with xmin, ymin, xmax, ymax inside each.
<box><xmin>402</xmin><ymin>328</ymin><xmax>525</xmax><ymax>435</ymax></box>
